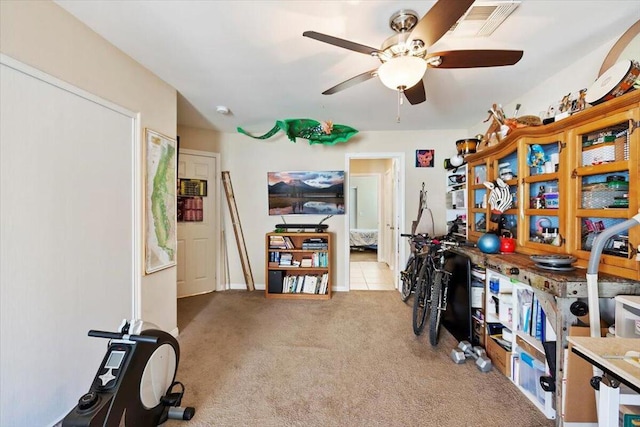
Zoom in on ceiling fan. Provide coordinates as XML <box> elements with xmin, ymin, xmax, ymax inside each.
<box><xmin>303</xmin><ymin>0</ymin><xmax>523</xmax><ymax>105</ymax></box>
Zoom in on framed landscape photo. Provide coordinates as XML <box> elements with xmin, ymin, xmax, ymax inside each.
<box><xmin>144</xmin><ymin>128</ymin><xmax>177</xmax><ymax>274</ymax></box>
<box><xmin>267</xmin><ymin>171</ymin><xmax>345</xmax><ymax>215</ymax></box>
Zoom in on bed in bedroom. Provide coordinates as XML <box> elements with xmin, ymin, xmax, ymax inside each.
<box><xmin>349</xmin><ymin>228</ymin><xmax>378</xmax><ymax>251</ymax></box>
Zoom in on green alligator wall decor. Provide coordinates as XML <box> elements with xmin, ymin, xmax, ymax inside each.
<box><xmin>237</xmin><ymin>119</ymin><xmax>358</xmax><ymax>145</ymax></box>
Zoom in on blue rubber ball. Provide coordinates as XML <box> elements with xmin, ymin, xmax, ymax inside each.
<box><xmin>478</xmin><ymin>233</ymin><xmax>500</xmax><ymax>254</ymax></box>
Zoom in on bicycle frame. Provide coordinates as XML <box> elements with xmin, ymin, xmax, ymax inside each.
<box><xmin>400</xmin><ymin>233</ymin><xmax>430</xmax><ymax>302</ymax></box>
<box><xmin>428</xmin><ymin>239</ymin><xmax>472</xmax><ymax>346</ymax></box>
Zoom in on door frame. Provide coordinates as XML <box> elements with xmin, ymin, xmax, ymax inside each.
<box><xmin>177</xmin><ymin>148</ymin><xmax>223</xmax><ymax>292</ymax></box>
<box><xmin>345</xmin><ymin>152</ymin><xmax>406</xmax><ymax>292</ymax></box>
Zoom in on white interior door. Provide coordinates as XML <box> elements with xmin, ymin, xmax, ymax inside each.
<box><xmin>383</xmin><ymin>169</ymin><xmax>394</xmax><ymax>270</ymax></box>
<box><xmin>177</xmin><ymin>150</ymin><xmax>219</xmax><ymax>297</ymax></box>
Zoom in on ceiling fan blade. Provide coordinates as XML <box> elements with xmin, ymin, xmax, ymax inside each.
<box><xmin>322</xmin><ymin>69</ymin><xmax>378</xmax><ymax>95</ymax></box>
<box><xmin>404</xmin><ymin>79</ymin><xmax>426</xmax><ymax>105</ymax></box>
<box><xmin>427</xmin><ymin>50</ymin><xmax>524</xmax><ymax>68</ymax></box>
<box><xmin>303</xmin><ymin>31</ymin><xmax>381</xmax><ymax>56</ymax></box>
<box><xmin>408</xmin><ymin>0</ymin><xmax>474</xmax><ymax>47</ymax></box>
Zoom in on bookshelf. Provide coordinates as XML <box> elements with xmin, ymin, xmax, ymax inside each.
<box><xmin>484</xmin><ymin>269</ymin><xmax>556</xmax><ymax>419</ymax></box>
<box><xmin>265</xmin><ymin>232</ymin><xmax>332</xmax><ymax>300</ymax></box>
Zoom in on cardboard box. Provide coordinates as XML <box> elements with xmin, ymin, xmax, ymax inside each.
<box><xmin>515</xmin><ymin>335</ymin><xmax>545</xmax><ymax>362</ymax></box>
<box><xmin>563</xmin><ymin>326</ymin><xmax>608</xmax><ymax>423</ymax></box>
<box><xmin>486</xmin><ymin>334</ymin><xmax>511</xmax><ymax>376</ymax></box>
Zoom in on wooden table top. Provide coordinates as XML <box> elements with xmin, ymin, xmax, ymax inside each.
<box><xmin>567</xmin><ymin>336</ymin><xmax>640</xmax><ymax>392</ymax></box>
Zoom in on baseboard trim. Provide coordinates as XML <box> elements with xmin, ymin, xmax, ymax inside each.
<box><xmin>229</xmin><ymin>283</ymin><xmax>266</xmax><ymax>290</ymax></box>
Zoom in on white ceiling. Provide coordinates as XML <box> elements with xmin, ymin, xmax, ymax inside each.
<box><xmin>54</xmin><ymin>1</ymin><xmax>639</xmax><ymax>133</ymax></box>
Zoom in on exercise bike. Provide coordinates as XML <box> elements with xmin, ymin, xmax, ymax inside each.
<box><xmin>62</xmin><ymin>319</ymin><xmax>195</xmax><ymax>426</ymax></box>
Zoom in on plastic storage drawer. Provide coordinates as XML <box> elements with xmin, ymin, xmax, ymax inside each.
<box><xmin>516</xmin><ymin>349</ymin><xmax>546</xmax><ymax>405</ymax></box>
<box><xmin>615</xmin><ymin>295</ymin><xmax>640</xmax><ymax>338</ymax></box>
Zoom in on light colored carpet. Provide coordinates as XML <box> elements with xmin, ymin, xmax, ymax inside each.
<box><xmin>168</xmin><ymin>290</ymin><xmax>554</xmax><ymax>427</ymax></box>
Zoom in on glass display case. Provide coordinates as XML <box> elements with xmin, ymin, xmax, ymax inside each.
<box><xmin>520</xmin><ymin>135</ymin><xmax>565</xmax><ymax>253</ymax></box>
<box><xmin>468</xmin><ymin>161</ymin><xmax>488</xmax><ymax>239</ymax></box>
<box><xmin>462</xmin><ymin>91</ymin><xmax>639</xmax><ymax>280</ymax></box>
<box><xmin>569</xmin><ymin>107</ymin><xmax>638</xmax><ymax>276</ymax></box>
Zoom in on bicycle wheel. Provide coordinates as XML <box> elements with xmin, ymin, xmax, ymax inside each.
<box><xmin>412</xmin><ymin>261</ymin><xmax>431</xmax><ymax>335</ymax></box>
<box><xmin>428</xmin><ymin>271</ymin><xmax>447</xmax><ymax>346</ymax></box>
<box><xmin>400</xmin><ymin>255</ymin><xmax>416</xmax><ymax>302</ymax></box>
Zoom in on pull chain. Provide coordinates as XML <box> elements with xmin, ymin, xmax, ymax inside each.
<box><xmin>396</xmin><ymin>88</ymin><xmax>404</xmax><ymax>123</ymax></box>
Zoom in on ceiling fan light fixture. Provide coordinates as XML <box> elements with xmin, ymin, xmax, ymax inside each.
<box><xmin>377</xmin><ymin>56</ymin><xmax>426</xmax><ymax>91</ymax></box>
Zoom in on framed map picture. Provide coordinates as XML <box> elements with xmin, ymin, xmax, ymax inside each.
<box><xmin>144</xmin><ymin>128</ymin><xmax>177</xmax><ymax>274</ymax></box>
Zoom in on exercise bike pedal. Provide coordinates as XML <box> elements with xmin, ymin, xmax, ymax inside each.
<box><xmin>168</xmin><ymin>406</ymin><xmax>196</xmax><ymax>421</ymax></box>
<box><xmin>161</xmin><ymin>381</ymin><xmax>185</xmax><ymax>407</ymax></box>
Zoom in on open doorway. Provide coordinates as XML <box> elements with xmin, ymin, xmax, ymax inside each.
<box><xmin>345</xmin><ymin>153</ymin><xmax>405</xmax><ymax>292</ymax></box>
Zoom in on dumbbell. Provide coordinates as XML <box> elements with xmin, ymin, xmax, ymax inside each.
<box><xmin>456</xmin><ymin>341</ymin><xmax>493</xmax><ymax>372</ymax></box>
<box><xmin>450</xmin><ymin>340</ymin><xmax>473</xmax><ymax>364</ymax></box>
<box><xmin>450</xmin><ymin>347</ymin><xmax>466</xmax><ymax>364</ymax></box>
<box><xmin>450</xmin><ymin>340</ymin><xmax>475</xmax><ymax>364</ymax></box>
<box><xmin>466</xmin><ymin>347</ymin><xmax>492</xmax><ymax>373</ymax></box>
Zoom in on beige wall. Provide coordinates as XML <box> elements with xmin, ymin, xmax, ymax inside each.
<box><xmin>178</xmin><ymin>124</ymin><xmax>221</xmax><ymax>152</ymax></box>
<box><xmin>468</xmin><ymin>32</ymin><xmax>623</xmax><ymax>137</ymax></box>
<box><xmin>1</xmin><ymin>0</ymin><xmax>178</xmax><ymax>333</ymax></box>
<box><xmin>214</xmin><ymin>129</ymin><xmax>463</xmax><ymax>290</ymax></box>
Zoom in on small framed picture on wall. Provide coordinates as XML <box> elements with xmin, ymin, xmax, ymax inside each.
<box><xmin>416</xmin><ymin>149</ymin><xmax>435</xmax><ymax>168</ymax></box>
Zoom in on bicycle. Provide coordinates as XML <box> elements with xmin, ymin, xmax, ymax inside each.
<box><xmin>412</xmin><ymin>238</ymin><xmax>440</xmax><ymax>336</ymax></box>
<box><xmin>400</xmin><ymin>234</ymin><xmax>441</xmax><ymax>336</ymax></box>
<box><xmin>427</xmin><ymin>237</ymin><xmax>475</xmax><ymax>346</ymax></box>
<box><xmin>399</xmin><ymin>233</ymin><xmax>430</xmax><ymax>302</ymax></box>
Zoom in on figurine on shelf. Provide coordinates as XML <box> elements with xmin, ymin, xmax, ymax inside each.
<box><xmin>575</xmin><ymin>88</ymin><xmax>587</xmax><ymax>112</ymax></box>
<box><xmin>483</xmin><ymin>178</ymin><xmax>512</xmax><ymax>223</ymax></box>
<box><xmin>527</xmin><ymin>144</ymin><xmax>549</xmax><ymax>174</ymax></box>
<box><xmin>559</xmin><ymin>92</ymin><xmax>572</xmax><ymax>113</ymax></box>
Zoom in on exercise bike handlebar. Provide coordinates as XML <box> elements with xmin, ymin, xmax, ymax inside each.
<box><xmin>88</xmin><ymin>330</ymin><xmax>159</xmax><ymax>344</ymax></box>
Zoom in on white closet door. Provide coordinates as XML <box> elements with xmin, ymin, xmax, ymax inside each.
<box><xmin>0</xmin><ymin>57</ymin><xmax>138</xmax><ymax>426</ymax></box>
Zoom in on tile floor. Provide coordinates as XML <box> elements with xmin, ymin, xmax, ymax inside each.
<box><xmin>349</xmin><ymin>250</ymin><xmax>395</xmax><ymax>291</ymax></box>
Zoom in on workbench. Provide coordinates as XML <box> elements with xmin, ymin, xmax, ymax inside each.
<box><xmin>568</xmin><ymin>336</ymin><xmax>640</xmax><ymax>426</ymax></box>
<box><xmin>452</xmin><ymin>247</ymin><xmax>640</xmax><ymax>426</ymax></box>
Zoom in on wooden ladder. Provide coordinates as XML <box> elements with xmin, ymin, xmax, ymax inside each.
<box><xmin>221</xmin><ymin>171</ymin><xmax>255</xmax><ymax>291</ymax></box>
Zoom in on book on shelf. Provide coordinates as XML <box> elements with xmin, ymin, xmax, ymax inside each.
<box><xmin>284</xmin><ymin>236</ymin><xmax>295</xmax><ymax>249</ymax></box>
<box><xmin>269</xmin><ymin>251</ymin><xmax>281</xmax><ymax>263</ymax></box>
<box><xmin>269</xmin><ymin>235</ymin><xmax>295</xmax><ymax>249</ymax></box>
<box><xmin>304</xmin><ymin>237</ymin><xmax>327</xmax><ymax>243</ymax></box>
<box><xmin>302</xmin><ymin>244</ymin><xmax>328</xmax><ymax>250</ymax></box>
<box><xmin>279</xmin><ymin>273</ymin><xmax>328</xmax><ymax>295</ymax></box>
<box><xmin>517</xmin><ymin>287</ymin><xmax>554</xmax><ymax>342</ymax></box>
<box><xmin>302</xmin><ymin>275</ymin><xmax>317</xmax><ymax>294</ymax></box>
<box><xmin>269</xmin><ymin>235</ymin><xmax>286</xmax><ymax>249</ymax></box>
<box><xmin>278</xmin><ymin>253</ymin><xmax>293</xmax><ymax>266</ymax></box>
<box><xmin>302</xmin><ymin>237</ymin><xmax>328</xmax><ymax>250</ymax></box>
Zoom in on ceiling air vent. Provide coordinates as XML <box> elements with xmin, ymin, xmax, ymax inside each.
<box><xmin>448</xmin><ymin>1</ymin><xmax>520</xmax><ymax>37</ymax></box>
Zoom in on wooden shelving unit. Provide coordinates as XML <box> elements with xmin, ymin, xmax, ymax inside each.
<box><xmin>464</xmin><ymin>90</ymin><xmax>640</xmax><ymax>280</ymax></box>
<box><xmin>265</xmin><ymin>232</ymin><xmax>332</xmax><ymax>300</ymax></box>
